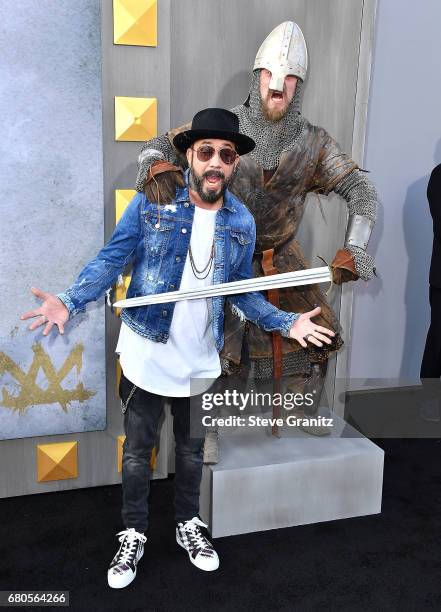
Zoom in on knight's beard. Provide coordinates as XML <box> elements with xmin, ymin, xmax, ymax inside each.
<box><xmin>261</xmin><ymin>92</ymin><xmax>290</xmax><ymax>122</ymax></box>
<box><xmin>189</xmin><ymin>167</ymin><xmax>231</xmax><ymax>203</ymax></box>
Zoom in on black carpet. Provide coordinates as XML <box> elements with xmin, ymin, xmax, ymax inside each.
<box><xmin>1</xmin><ymin>439</ymin><xmax>440</xmax><ymax>612</ymax></box>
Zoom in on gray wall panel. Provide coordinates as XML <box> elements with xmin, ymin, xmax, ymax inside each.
<box><xmin>349</xmin><ymin>0</ymin><xmax>441</xmax><ymax>385</ymax></box>
<box><xmin>101</xmin><ymin>0</ymin><xmax>171</xmax><ymax>447</ymax></box>
<box><xmin>170</xmin><ymin>0</ymin><xmax>362</xmax><ymax>151</ymax></box>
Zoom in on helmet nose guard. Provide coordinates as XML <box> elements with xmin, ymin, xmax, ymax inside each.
<box><xmin>268</xmin><ymin>73</ymin><xmax>285</xmax><ymax>92</ymax></box>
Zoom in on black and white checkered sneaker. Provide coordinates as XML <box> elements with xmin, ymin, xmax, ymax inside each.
<box><xmin>176</xmin><ymin>516</ymin><xmax>219</xmax><ymax>571</ymax></box>
<box><xmin>107</xmin><ymin>527</ymin><xmax>147</xmax><ymax>589</ymax></box>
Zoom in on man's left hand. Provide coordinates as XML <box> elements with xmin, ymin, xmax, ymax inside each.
<box><xmin>288</xmin><ymin>306</ymin><xmax>336</xmax><ymax>348</ymax></box>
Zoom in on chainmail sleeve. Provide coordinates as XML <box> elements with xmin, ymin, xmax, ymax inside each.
<box><xmin>333</xmin><ymin>168</ymin><xmax>378</xmax><ymax>221</ymax></box>
<box><xmin>135</xmin><ymin>135</ymin><xmax>176</xmax><ymax>192</ymax></box>
<box><xmin>310</xmin><ymin>130</ymin><xmax>359</xmax><ymax>195</ymax></box>
<box><xmin>333</xmin><ymin>168</ymin><xmax>379</xmax><ymax>281</ymax></box>
<box><xmin>310</xmin><ymin>129</ymin><xmax>378</xmax><ymax>282</ymax></box>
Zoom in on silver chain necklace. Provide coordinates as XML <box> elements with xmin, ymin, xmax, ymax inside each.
<box><xmin>188</xmin><ymin>241</ymin><xmax>215</xmax><ymax>280</ymax></box>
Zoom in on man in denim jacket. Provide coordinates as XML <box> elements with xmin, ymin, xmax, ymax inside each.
<box><xmin>21</xmin><ymin>108</ymin><xmax>334</xmax><ymax>587</ymax></box>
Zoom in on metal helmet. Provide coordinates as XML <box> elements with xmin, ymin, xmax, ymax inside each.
<box><xmin>253</xmin><ymin>21</ymin><xmax>308</xmax><ymax>91</ymax></box>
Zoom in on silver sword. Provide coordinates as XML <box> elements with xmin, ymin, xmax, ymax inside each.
<box><xmin>113</xmin><ymin>266</ymin><xmax>332</xmax><ymax>309</ymax></box>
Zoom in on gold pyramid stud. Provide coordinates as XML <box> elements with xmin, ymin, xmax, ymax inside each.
<box><xmin>114</xmin><ymin>275</ymin><xmax>131</xmax><ymax>317</ymax></box>
<box><xmin>151</xmin><ymin>446</ymin><xmax>157</xmax><ymax>470</ymax></box>
<box><xmin>116</xmin><ymin>360</ymin><xmax>122</xmax><ymax>395</ymax></box>
<box><xmin>115</xmin><ymin>97</ymin><xmax>157</xmax><ymax>141</ymax></box>
<box><xmin>115</xmin><ymin>189</ymin><xmax>136</xmax><ymax>224</ymax></box>
<box><xmin>37</xmin><ymin>441</ymin><xmax>78</xmax><ymax>482</ymax></box>
<box><xmin>117</xmin><ymin>436</ymin><xmax>157</xmax><ymax>472</ymax></box>
<box><xmin>117</xmin><ymin>435</ymin><xmax>125</xmax><ymax>472</ymax></box>
<box><xmin>113</xmin><ymin>0</ymin><xmax>157</xmax><ymax>47</ymax></box>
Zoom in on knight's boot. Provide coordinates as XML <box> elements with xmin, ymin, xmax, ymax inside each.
<box><xmin>299</xmin><ymin>362</ymin><xmax>332</xmax><ymax>437</ymax></box>
<box><xmin>203</xmin><ymin>429</ymin><xmax>219</xmax><ymax>464</ymax></box>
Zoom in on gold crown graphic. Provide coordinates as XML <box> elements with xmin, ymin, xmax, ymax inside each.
<box><xmin>0</xmin><ymin>343</ymin><xmax>96</xmax><ymax>414</ymax></box>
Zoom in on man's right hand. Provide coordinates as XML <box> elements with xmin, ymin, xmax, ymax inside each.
<box><xmin>20</xmin><ymin>287</ymin><xmax>69</xmax><ymax>336</ymax></box>
<box><xmin>144</xmin><ymin>161</ymin><xmax>185</xmax><ymax>204</ymax></box>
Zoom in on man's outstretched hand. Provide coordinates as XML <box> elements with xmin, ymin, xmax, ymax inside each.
<box><xmin>20</xmin><ymin>287</ymin><xmax>69</xmax><ymax>336</ymax></box>
<box><xmin>288</xmin><ymin>306</ymin><xmax>336</xmax><ymax>348</ymax></box>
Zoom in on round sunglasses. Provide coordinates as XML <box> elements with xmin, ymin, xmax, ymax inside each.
<box><xmin>190</xmin><ymin>144</ymin><xmax>238</xmax><ymax>165</ymax></box>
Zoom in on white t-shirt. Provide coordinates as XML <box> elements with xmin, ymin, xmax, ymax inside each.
<box><xmin>115</xmin><ymin>205</ymin><xmax>221</xmax><ymax>397</ymax></box>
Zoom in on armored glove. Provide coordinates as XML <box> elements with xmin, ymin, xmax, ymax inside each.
<box><xmin>330</xmin><ymin>246</ymin><xmax>376</xmax><ymax>284</ymax></box>
<box><xmin>345</xmin><ymin>245</ymin><xmax>377</xmax><ymax>281</ymax></box>
<box><xmin>144</xmin><ymin>160</ymin><xmax>185</xmax><ymax>204</ymax></box>
<box><xmin>330</xmin><ymin>248</ymin><xmax>359</xmax><ymax>285</ymax></box>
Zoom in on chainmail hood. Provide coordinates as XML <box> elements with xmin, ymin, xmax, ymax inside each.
<box><xmin>232</xmin><ymin>69</ymin><xmax>306</xmax><ymax>170</ymax></box>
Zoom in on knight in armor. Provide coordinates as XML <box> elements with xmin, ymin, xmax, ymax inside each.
<box><xmin>134</xmin><ymin>22</ymin><xmax>378</xmax><ymax>459</ymax></box>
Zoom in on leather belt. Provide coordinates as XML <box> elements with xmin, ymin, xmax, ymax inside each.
<box><xmin>261</xmin><ymin>247</ymin><xmax>282</xmax><ymax>437</ymax></box>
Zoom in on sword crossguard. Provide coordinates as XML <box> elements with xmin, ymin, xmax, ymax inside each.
<box><xmin>316</xmin><ymin>255</ymin><xmax>334</xmax><ymax>296</ymax></box>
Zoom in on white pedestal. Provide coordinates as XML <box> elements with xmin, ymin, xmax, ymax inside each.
<box><xmin>199</xmin><ymin>418</ymin><xmax>384</xmax><ymax>538</ymax></box>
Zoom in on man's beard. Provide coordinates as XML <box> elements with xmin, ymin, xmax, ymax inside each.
<box><xmin>261</xmin><ymin>91</ymin><xmax>289</xmax><ymax>122</ymax></box>
<box><xmin>189</xmin><ymin>167</ymin><xmax>231</xmax><ymax>203</ymax></box>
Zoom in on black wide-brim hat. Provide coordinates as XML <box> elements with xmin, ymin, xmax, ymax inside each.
<box><xmin>173</xmin><ymin>108</ymin><xmax>255</xmax><ymax>156</ymax></box>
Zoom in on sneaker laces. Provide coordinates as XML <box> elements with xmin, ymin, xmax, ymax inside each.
<box><xmin>115</xmin><ymin>528</ymin><xmax>147</xmax><ymax>565</ymax></box>
<box><xmin>180</xmin><ymin>517</ymin><xmax>214</xmax><ymax>556</ymax></box>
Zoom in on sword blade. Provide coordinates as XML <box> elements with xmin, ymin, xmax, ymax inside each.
<box><xmin>113</xmin><ymin>266</ymin><xmax>331</xmax><ymax>308</ymax></box>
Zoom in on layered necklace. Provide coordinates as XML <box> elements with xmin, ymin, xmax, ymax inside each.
<box><xmin>189</xmin><ymin>241</ymin><xmax>215</xmax><ymax>280</ymax></box>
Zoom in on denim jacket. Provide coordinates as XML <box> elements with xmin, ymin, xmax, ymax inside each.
<box><xmin>57</xmin><ymin>177</ymin><xmax>299</xmax><ymax>353</ymax></box>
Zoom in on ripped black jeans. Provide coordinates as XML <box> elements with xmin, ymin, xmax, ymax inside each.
<box><xmin>119</xmin><ymin>371</ymin><xmax>204</xmax><ymax>533</ymax></box>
